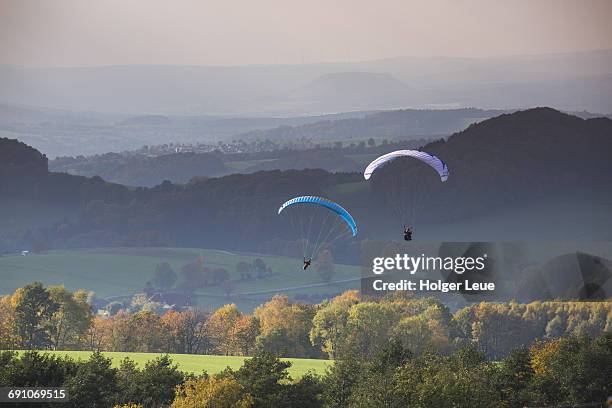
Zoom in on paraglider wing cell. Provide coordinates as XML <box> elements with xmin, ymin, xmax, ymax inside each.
<box><xmin>278</xmin><ymin>196</ymin><xmax>358</xmax><ymax>236</ymax></box>
<box><xmin>363</xmin><ymin>150</ymin><xmax>449</xmax><ymax>182</ymax></box>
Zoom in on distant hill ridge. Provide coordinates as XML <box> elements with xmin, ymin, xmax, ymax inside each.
<box><xmin>282</xmin><ymin>72</ymin><xmax>415</xmax><ymax>112</ymax></box>
<box><xmin>237</xmin><ymin>107</ymin><xmax>508</xmax><ymax>142</ymax></box>
<box><xmin>50</xmin><ymin>151</ymin><xmax>227</xmax><ymax>187</ymax></box>
<box><xmin>2</xmin><ymin>50</ymin><xmax>611</xmax><ymax>114</ymax></box>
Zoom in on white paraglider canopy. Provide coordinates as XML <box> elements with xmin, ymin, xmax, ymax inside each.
<box><xmin>362</xmin><ymin>149</ymin><xmax>450</xmax><ymax>228</ymax></box>
<box><xmin>363</xmin><ymin>150</ymin><xmax>449</xmax><ymax>182</ymax></box>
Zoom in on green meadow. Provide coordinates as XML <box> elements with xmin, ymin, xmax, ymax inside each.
<box><xmin>0</xmin><ymin>247</ymin><xmax>360</xmax><ymax>310</ymax></box>
<box><xmin>16</xmin><ymin>350</ymin><xmax>331</xmax><ymax>378</ymax></box>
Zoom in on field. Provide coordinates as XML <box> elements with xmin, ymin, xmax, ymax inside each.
<box><xmin>0</xmin><ymin>247</ymin><xmax>360</xmax><ymax>311</ymax></box>
<box><xmin>224</xmin><ymin>158</ymin><xmax>276</xmax><ymax>172</ymax></box>
<box><xmin>18</xmin><ymin>351</ymin><xmax>331</xmax><ymax>378</ymax></box>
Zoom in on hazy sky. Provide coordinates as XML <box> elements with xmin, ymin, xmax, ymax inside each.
<box><xmin>1</xmin><ymin>0</ymin><xmax>611</xmax><ymax>67</ymax></box>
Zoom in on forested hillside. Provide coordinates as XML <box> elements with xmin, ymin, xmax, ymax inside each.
<box><xmin>2</xmin><ymin>108</ymin><xmax>611</xmax><ymax>257</ymax></box>
<box><xmin>372</xmin><ymin>107</ymin><xmax>612</xmax><ymax>221</ymax></box>
<box><xmin>51</xmin><ymin>152</ymin><xmax>227</xmax><ymax>187</ymax></box>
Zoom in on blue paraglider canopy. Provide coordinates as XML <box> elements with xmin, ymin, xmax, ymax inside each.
<box><xmin>278</xmin><ymin>195</ymin><xmax>357</xmax><ymax>237</ymax></box>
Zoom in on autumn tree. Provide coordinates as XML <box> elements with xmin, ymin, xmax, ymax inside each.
<box><xmin>209</xmin><ymin>304</ymin><xmax>243</xmax><ymax>355</ymax></box>
<box><xmin>152</xmin><ymin>262</ymin><xmax>177</xmax><ymax>291</ymax></box>
<box><xmin>128</xmin><ymin>311</ymin><xmax>165</xmax><ymax>352</ymax></box>
<box><xmin>48</xmin><ymin>286</ymin><xmax>92</xmax><ymax>350</ymax></box>
<box><xmin>93</xmin><ymin>311</ymin><xmax>164</xmax><ymax>353</ymax></box>
<box><xmin>254</xmin><ymin>295</ymin><xmax>319</xmax><ymax>358</ymax></box>
<box><xmin>390</xmin><ymin>315</ymin><xmax>433</xmax><ymax>355</ymax></box>
<box><xmin>161</xmin><ymin>309</ymin><xmax>212</xmax><ymax>354</ymax></box>
<box><xmin>172</xmin><ymin>376</ymin><xmax>253</xmax><ymax>408</ymax></box>
<box><xmin>102</xmin><ymin>311</ymin><xmax>139</xmax><ymax>352</ymax></box>
<box><xmin>86</xmin><ymin>316</ymin><xmax>115</xmax><ymax>351</ymax></box>
<box><xmin>311</xmin><ymin>293</ymin><xmax>454</xmax><ymax>359</ymax></box>
<box><xmin>234</xmin><ymin>315</ymin><xmax>260</xmax><ymax>356</ymax></box>
<box><xmin>310</xmin><ymin>291</ymin><xmax>360</xmax><ymax>358</ymax></box>
<box><xmin>342</xmin><ymin>302</ymin><xmax>396</xmax><ymax>359</ymax></box>
<box><xmin>12</xmin><ymin>282</ymin><xmax>59</xmax><ymax>349</ymax></box>
<box><xmin>0</xmin><ymin>295</ymin><xmax>20</xmax><ymax>349</ymax></box>
<box><xmin>529</xmin><ymin>334</ymin><xmax>612</xmax><ymax>406</ymax></box>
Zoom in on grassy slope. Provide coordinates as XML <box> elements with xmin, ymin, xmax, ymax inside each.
<box><xmin>224</xmin><ymin>159</ymin><xmax>276</xmax><ymax>171</ymax></box>
<box><xmin>18</xmin><ymin>350</ymin><xmax>331</xmax><ymax>378</ymax></box>
<box><xmin>224</xmin><ymin>154</ymin><xmax>379</xmax><ymax>174</ymax></box>
<box><xmin>0</xmin><ymin>247</ymin><xmax>360</xmax><ymax>310</ymax></box>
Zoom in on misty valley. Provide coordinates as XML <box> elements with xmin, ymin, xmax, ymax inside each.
<box><xmin>1</xmin><ymin>3</ymin><xmax>611</xmax><ymax>407</ymax></box>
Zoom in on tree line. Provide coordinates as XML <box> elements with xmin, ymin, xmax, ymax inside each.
<box><xmin>1</xmin><ymin>283</ymin><xmax>610</xmax><ymax>362</ymax></box>
<box><xmin>0</xmin><ymin>334</ymin><xmax>609</xmax><ymax>407</ymax></box>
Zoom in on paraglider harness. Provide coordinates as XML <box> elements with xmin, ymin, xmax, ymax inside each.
<box><xmin>303</xmin><ymin>258</ymin><xmax>312</xmax><ymax>270</ymax></box>
<box><xmin>403</xmin><ymin>226</ymin><xmax>412</xmax><ymax>241</ymax></box>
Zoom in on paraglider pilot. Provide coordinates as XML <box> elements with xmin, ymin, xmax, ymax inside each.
<box><xmin>403</xmin><ymin>226</ymin><xmax>412</xmax><ymax>241</ymax></box>
<box><xmin>303</xmin><ymin>257</ymin><xmax>312</xmax><ymax>270</ymax></box>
